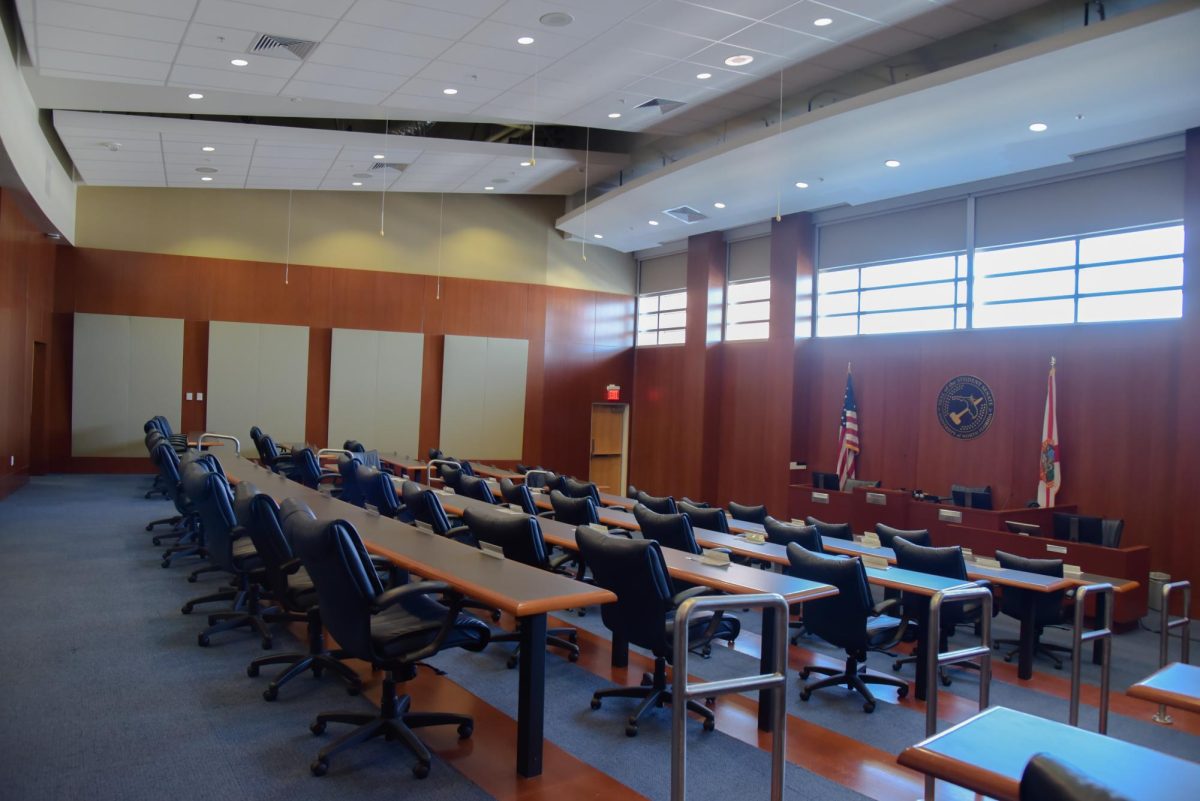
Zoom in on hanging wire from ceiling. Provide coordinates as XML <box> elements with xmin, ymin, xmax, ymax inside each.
<box><xmin>775</xmin><ymin>70</ymin><xmax>784</xmax><ymax>222</ymax></box>
<box><xmin>436</xmin><ymin>192</ymin><xmax>445</xmax><ymax>300</ymax></box>
<box><xmin>379</xmin><ymin>118</ymin><xmax>388</xmax><ymax>236</ymax></box>
<box><xmin>284</xmin><ymin>189</ymin><xmax>293</xmax><ymax>285</ymax></box>
<box><xmin>581</xmin><ymin>126</ymin><xmax>590</xmax><ymax>262</ymax></box>
<box><xmin>530</xmin><ymin>40</ymin><xmax>538</xmax><ymax>167</ymax></box>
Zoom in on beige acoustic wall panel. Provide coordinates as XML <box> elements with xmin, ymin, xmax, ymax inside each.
<box><xmin>207</xmin><ymin>322</ymin><xmax>309</xmax><ymax>446</ymax></box>
<box><xmin>328</xmin><ymin>329</ymin><xmax>423</xmax><ymax>455</ymax></box>
<box><xmin>71</xmin><ymin>313</ymin><xmax>183</xmax><ymax>456</ymax></box>
<box><xmin>440</xmin><ymin>335</ymin><xmax>528</xmax><ymax>460</ymax></box>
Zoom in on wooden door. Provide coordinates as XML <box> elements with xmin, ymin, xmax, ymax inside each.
<box><xmin>589</xmin><ymin>403</ymin><xmax>628</xmax><ymax>492</ymax></box>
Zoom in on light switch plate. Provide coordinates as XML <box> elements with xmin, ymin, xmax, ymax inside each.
<box><xmin>196</xmin><ymin>392</ymin><xmax>204</xmax><ymax>401</ymax></box>
<box><xmin>185</xmin><ymin>392</ymin><xmax>194</xmax><ymax>401</ymax></box>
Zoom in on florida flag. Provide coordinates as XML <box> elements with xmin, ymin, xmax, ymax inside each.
<box><xmin>1037</xmin><ymin>358</ymin><xmax>1061</xmax><ymax>506</ymax></box>
<box><xmin>836</xmin><ymin>367</ymin><xmax>859</xmax><ymax>490</ymax></box>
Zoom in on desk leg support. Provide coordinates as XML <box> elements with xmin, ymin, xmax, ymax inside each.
<box><xmin>758</xmin><ymin>606</ymin><xmax>777</xmax><ymax>732</ymax></box>
<box><xmin>516</xmin><ymin>613</ymin><xmax>546</xmax><ymax>778</ymax></box>
<box><xmin>914</xmin><ymin>620</ymin><xmax>929</xmax><ymax>702</ymax></box>
<box><xmin>1018</xmin><ymin>595</ymin><xmax>1036</xmax><ymax>681</ymax></box>
<box><xmin>1091</xmin><ymin>593</ymin><xmax>1107</xmax><ymax>665</ymax></box>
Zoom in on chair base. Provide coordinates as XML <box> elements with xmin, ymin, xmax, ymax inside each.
<box><xmin>491</xmin><ymin>624</ymin><xmax>579</xmax><ymax>669</ymax></box>
<box><xmin>308</xmin><ymin>675</ymin><xmax>472</xmax><ymax>778</ymax></box>
<box><xmin>801</xmin><ymin>656</ymin><xmax>909</xmax><ymax>713</ymax></box>
<box><xmin>589</xmin><ymin>657</ymin><xmax>715</xmax><ymax>736</ymax></box>
<box><xmin>249</xmin><ymin>650</ymin><xmax>362</xmax><ymax>701</ymax></box>
<box><xmin>994</xmin><ymin>636</ymin><xmax>1071</xmax><ymax>670</ymax></box>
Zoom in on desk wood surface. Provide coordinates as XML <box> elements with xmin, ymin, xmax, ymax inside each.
<box><xmin>897</xmin><ymin>706</ymin><xmax>1200</xmax><ymax>801</ymax></box>
<box><xmin>1127</xmin><ymin>662</ymin><xmax>1200</xmax><ymax>714</ymax></box>
<box><xmin>220</xmin><ymin>457</ymin><xmax>613</xmax><ymax>617</ymax></box>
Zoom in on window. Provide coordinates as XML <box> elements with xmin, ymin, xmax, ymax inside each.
<box><xmin>973</xmin><ymin>224</ymin><xmax>1183</xmax><ymax>328</ymax></box>
<box><xmin>725</xmin><ymin>279</ymin><xmax>770</xmax><ymax>341</ymax></box>
<box><xmin>817</xmin><ymin>254</ymin><xmax>968</xmax><ymax>337</ymax></box>
<box><xmin>636</xmin><ymin>290</ymin><xmax>687</xmax><ymax>346</ymax></box>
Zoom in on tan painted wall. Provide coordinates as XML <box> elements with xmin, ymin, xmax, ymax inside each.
<box><xmin>75</xmin><ymin>186</ymin><xmax>635</xmax><ymax>295</ymax></box>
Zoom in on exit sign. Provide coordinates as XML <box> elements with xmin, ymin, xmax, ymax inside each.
<box><xmin>606</xmin><ymin>384</ymin><xmax>620</xmax><ymax>401</ymax></box>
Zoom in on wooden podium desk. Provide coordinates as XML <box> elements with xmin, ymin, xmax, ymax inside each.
<box><xmin>907</xmin><ymin>501</ymin><xmax>1075</xmax><ymax>538</ymax></box>
<box><xmin>219</xmin><ymin>456</ymin><xmax>613</xmax><ymax>778</ymax></box>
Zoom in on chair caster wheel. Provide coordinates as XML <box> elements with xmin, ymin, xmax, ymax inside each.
<box><xmin>457</xmin><ymin>723</ymin><xmax>473</xmax><ymax>739</ymax></box>
<box><xmin>310</xmin><ymin>759</ymin><xmax>328</xmax><ymax>777</ymax></box>
<box><xmin>800</xmin><ymin>668</ymin><xmax>811</xmax><ymax>680</ymax></box>
<box><xmin>260</xmin><ymin>638</ymin><xmax>273</xmax><ymax>650</ymax></box>
<box><xmin>892</xmin><ymin>662</ymin><xmax>902</xmax><ymax>672</ymax></box>
<box><xmin>181</xmin><ymin>604</ymin><xmax>193</xmax><ymax>615</ymax></box>
<box><xmin>146</xmin><ymin>524</ymin><xmax>154</xmax><ymax>532</ymax></box>
<box><xmin>568</xmin><ymin>651</ymin><xmax>579</xmax><ymax>663</ymax></box>
<box><xmin>941</xmin><ymin>675</ymin><xmax>952</xmax><ymax>687</ymax></box>
<box><xmin>161</xmin><ymin>560</ymin><xmax>171</xmax><ymax>568</ymax></box>
<box><xmin>491</xmin><ymin>610</ymin><xmax>501</xmax><ymax>622</ymax></box>
<box><xmin>263</xmin><ymin>686</ymin><xmax>278</xmax><ymax>702</ymax></box>
<box><xmin>702</xmin><ymin>717</ymin><xmax>715</xmax><ymax>732</ymax></box>
<box><xmin>590</xmin><ymin>697</ymin><xmax>601</xmax><ymax>710</ymax></box>
<box><xmin>152</xmin><ymin>537</ymin><xmax>161</xmax><ymax>545</ymax></box>
<box><xmin>568</xmin><ymin>631</ymin><xmax>578</xmax><ymax>644</ymax></box>
<box><xmin>863</xmin><ymin>701</ymin><xmax>876</xmax><ymax>714</ymax></box>
<box><xmin>897</xmin><ymin>684</ymin><xmax>909</xmax><ymax>700</ymax></box>
<box><xmin>310</xmin><ymin>720</ymin><xmax>326</xmax><ymax>735</ymax></box>
<box><xmin>1004</xmin><ymin>655</ymin><xmax>1014</xmax><ymax>663</ymax></box>
<box><xmin>799</xmin><ymin>689</ymin><xmax>811</xmax><ymax>702</ymax></box>
<box><xmin>247</xmin><ymin>664</ymin><xmax>259</xmax><ymax>678</ymax></box>
<box><xmin>187</xmin><ymin>574</ymin><xmax>198</xmax><ymax>583</ymax></box>
<box><xmin>412</xmin><ymin>762</ymin><xmax>430</xmax><ymax>779</ymax></box>
<box><xmin>1053</xmin><ymin>663</ymin><xmax>1063</xmax><ymax>670</ymax></box>
<box><xmin>506</xmin><ymin>656</ymin><xmax>519</xmax><ymax>669</ymax></box>
<box><xmin>625</xmin><ymin>723</ymin><xmax>639</xmax><ymax>737</ymax></box>
<box><xmin>197</xmin><ymin>634</ymin><xmax>210</xmax><ymax>647</ymax></box>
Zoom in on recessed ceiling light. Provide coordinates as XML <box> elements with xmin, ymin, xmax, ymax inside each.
<box><xmin>814</xmin><ymin>18</ymin><xmax>833</xmax><ymax>27</ymax></box>
<box><xmin>442</xmin><ymin>87</ymin><xmax>458</xmax><ymax>95</ymax></box>
<box><xmin>648</xmin><ymin>220</ymin><xmax>659</xmax><ymax>226</ymax></box>
<box><xmin>607</xmin><ymin>112</ymin><xmax>621</xmax><ymax>119</ymax></box>
<box><xmin>724</xmin><ymin>54</ymin><xmax>754</xmax><ymax>67</ymax></box>
<box><xmin>539</xmin><ymin>11</ymin><xmax>574</xmax><ymax>27</ymax></box>
<box><xmin>352</xmin><ymin>181</ymin><xmax>363</xmax><ymax>186</ymax></box>
<box><xmin>592</xmin><ymin>233</ymin><xmax>603</xmax><ymax>239</ymax></box>
<box><xmin>520</xmin><ymin>160</ymin><xmax>532</xmax><ymax>167</ymax></box>
<box><xmin>202</xmin><ymin>146</ymin><xmax>215</xmax><ymax>152</ymax></box>
<box><xmin>230</xmin><ymin>58</ymin><xmax>248</xmax><ymax>66</ymax></box>
<box><xmin>795</xmin><ymin>181</ymin><xmax>809</xmax><ymax>189</ymax></box>
<box><xmin>484</xmin><ymin>186</ymin><xmax>495</xmax><ymax>191</ymax></box>
<box><xmin>885</xmin><ymin>159</ymin><xmax>901</xmax><ymax>168</ymax></box>
<box><xmin>201</xmin><ymin>176</ymin><xmax>213</xmax><ymax>181</ymax></box>
<box><xmin>696</xmin><ymin>72</ymin><xmax>712</xmax><ymax>80</ymax></box>
<box><xmin>194</xmin><ymin>167</ymin><xmax>218</xmax><ymax>173</ymax></box>
<box><xmin>1029</xmin><ymin>122</ymin><xmax>1048</xmax><ymax>132</ymax></box>
<box><xmin>187</xmin><ymin>92</ymin><xmax>204</xmax><ymax>99</ymax></box>
<box><xmin>373</xmin><ymin>153</ymin><xmax>385</xmax><ymax>159</ymax></box>
<box><xmin>517</xmin><ymin>36</ymin><xmax>535</xmax><ymax>45</ymax></box>
<box><xmin>713</xmin><ymin>202</ymin><xmax>726</xmax><ymax>209</ymax></box>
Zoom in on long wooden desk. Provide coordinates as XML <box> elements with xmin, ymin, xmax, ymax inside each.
<box><xmin>1127</xmin><ymin>662</ymin><xmax>1200</xmax><ymax>714</ymax></box>
<box><xmin>417</xmin><ymin>484</ymin><xmax>838</xmax><ymax>732</ymax></box>
<box><xmin>219</xmin><ymin>456</ymin><xmax>614</xmax><ymax>778</ymax></box>
<box><xmin>898</xmin><ymin>705</ymin><xmax>1200</xmax><ymax>801</ymax></box>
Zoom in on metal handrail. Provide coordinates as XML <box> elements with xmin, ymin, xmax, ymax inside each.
<box><xmin>672</xmin><ymin>593</ymin><xmax>789</xmax><ymax>801</ymax></box>
<box><xmin>522</xmin><ymin>468</ymin><xmax>555</xmax><ymax>490</ymax></box>
<box><xmin>195</xmin><ymin>433</ymin><xmax>240</xmax><ymax>454</ymax></box>
<box><xmin>1153</xmin><ymin>580</ymin><xmax>1192</xmax><ymax>724</ymax></box>
<box><xmin>921</xmin><ymin>582</ymin><xmax>992</xmax><ymax>801</ymax></box>
<box><xmin>1069</xmin><ymin>583</ymin><xmax>1113</xmax><ymax>732</ymax></box>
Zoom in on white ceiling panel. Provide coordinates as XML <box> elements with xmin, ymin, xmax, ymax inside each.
<box><xmin>193</xmin><ymin>0</ymin><xmax>339</xmax><ymax>41</ymax></box>
<box><xmin>345</xmin><ymin>0</ymin><xmax>484</xmax><ymax>38</ymax></box>
<box><xmin>461</xmin><ymin>21</ymin><xmax>581</xmax><ymax>59</ymax></box>
<box><xmin>768</xmin><ymin>4</ymin><xmax>881</xmax><ymax>41</ymax></box>
<box><xmin>721</xmin><ymin>22</ymin><xmax>829</xmax><ymax>58</ymax></box>
<box><xmin>634</xmin><ymin>1</ymin><xmax>753</xmax><ymax>40</ymax></box>
<box><xmin>678</xmin><ymin>1</ymin><xmax>803</xmax><ymax>19</ymax></box>
<box><xmin>36</xmin><ymin>25</ymin><xmax>179</xmax><ymax>63</ymax></box>
<box><xmin>237</xmin><ymin>0</ymin><xmax>354</xmax><ymax>16</ymax></box>
<box><xmin>36</xmin><ymin>1</ymin><xmax>189</xmax><ymax>41</ymax></box>
<box><xmin>488</xmin><ymin>0</ymin><xmax>640</xmax><ymax>39</ymax></box>
<box><xmin>292</xmin><ymin>63</ymin><xmax>408</xmax><ymax>92</ymax></box>
<box><xmin>181</xmin><ymin>23</ymin><xmax>260</xmax><ymax>53</ymax></box>
<box><xmin>168</xmin><ymin>64</ymin><xmax>291</xmax><ymax>94</ymax></box>
<box><xmin>435</xmin><ymin>41</ymin><xmax>554</xmax><ymax>75</ymax></box>
<box><xmin>415</xmin><ymin>60</ymin><xmax>529</xmax><ymax>92</ymax></box>
<box><xmin>61</xmin><ymin>0</ymin><xmax>197</xmax><ymax>18</ymax></box>
<box><xmin>279</xmin><ymin>81</ymin><xmax>389</xmax><ymax>106</ymax></box>
<box><xmin>174</xmin><ymin>46</ymin><xmax>306</xmax><ymax>78</ymax></box>
<box><xmin>38</xmin><ymin>48</ymin><xmax>171</xmax><ymax>81</ymax></box>
<box><xmin>306</xmin><ymin>42</ymin><xmax>432</xmax><ymax>77</ymax></box>
<box><xmin>592</xmin><ymin>22</ymin><xmax>712</xmax><ymax>60</ymax></box>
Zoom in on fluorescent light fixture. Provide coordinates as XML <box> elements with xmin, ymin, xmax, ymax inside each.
<box><xmin>373</xmin><ymin>153</ymin><xmax>385</xmax><ymax>159</ymax></box>
<box><xmin>795</xmin><ymin>181</ymin><xmax>809</xmax><ymax>188</ymax></box>
<box><xmin>202</xmin><ymin>146</ymin><xmax>215</xmax><ymax>152</ymax></box>
<box><xmin>648</xmin><ymin>220</ymin><xmax>659</xmax><ymax>226</ymax></box>
<box><xmin>230</xmin><ymin>58</ymin><xmax>248</xmax><ymax>66</ymax></box>
<box><xmin>696</xmin><ymin>72</ymin><xmax>712</xmax><ymax>80</ymax></box>
<box><xmin>592</xmin><ymin>233</ymin><xmax>603</xmax><ymax>239</ymax></box>
<box><xmin>187</xmin><ymin>92</ymin><xmax>204</xmax><ymax>99</ymax></box>
<box><xmin>352</xmin><ymin>181</ymin><xmax>363</xmax><ymax>186</ymax></box>
<box><xmin>814</xmin><ymin>18</ymin><xmax>833</xmax><ymax>27</ymax></box>
<box><xmin>608</xmin><ymin>112</ymin><xmax>621</xmax><ymax>118</ymax></box>
<box><xmin>884</xmin><ymin>159</ymin><xmax>901</xmax><ymax>168</ymax></box>
<box><xmin>724</xmin><ymin>54</ymin><xmax>753</xmax><ymax>67</ymax></box>
<box><xmin>1029</xmin><ymin>122</ymin><xmax>1048</xmax><ymax>132</ymax></box>
<box><xmin>713</xmin><ymin>202</ymin><xmax>726</xmax><ymax>209</ymax></box>
<box><xmin>520</xmin><ymin>161</ymin><xmax>532</xmax><ymax>167</ymax></box>
<box><xmin>484</xmin><ymin>186</ymin><xmax>495</xmax><ymax>191</ymax></box>
<box><xmin>442</xmin><ymin>87</ymin><xmax>458</xmax><ymax>95</ymax></box>
<box><xmin>517</xmin><ymin>36</ymin><xmax>535</xmax><ymax>45</ymax></box>
<box><xmin>200</xmin><ymin>176</ymin><xmax>213</xmax><ymax>181</ymax></box>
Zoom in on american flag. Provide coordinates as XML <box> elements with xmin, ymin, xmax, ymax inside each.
<box><xmin>836</xmin><ymin>368</ymin><xmax>859</xmax><ymax>490</ymax></box>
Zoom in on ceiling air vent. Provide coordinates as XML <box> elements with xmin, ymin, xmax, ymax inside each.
<box><xmin>635</xmin><ymin>98</ymin><xmax>686</xmax><ymax>114</ymax></box>
<box><xmin>249</xmin><ymin>34</ymin><xmax>319</xmax><ymax>61</ymax></box>
<box><xmin>370</xmin><ymin>162</ymin><xmax>408</xmax><ymax>173</ymax></box>
<box><xmin>663</xmin><ymin>205</ymin><xmax>707</xmax><ymax>224</ymax></box>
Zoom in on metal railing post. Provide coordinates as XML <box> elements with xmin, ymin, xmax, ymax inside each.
<box><xmin>1069</xmin><ymin>583</ymin><xmax>1113</xmax><ymax>732</ymax></box>
<box><xmin>1153</xmin><ymin>580</ymin><xmax>1192</xmax><ymax>724</ymax></box>
<box><xmin>196</xmin><ymin>433</ymin><xmax>240</xmax><ymax>454</ymax></box>
<box><xmin>427</xmin><ymin>459</ymin><xmax>461</xmax><ymax>484</ymax></box>
<box><xmin>671</xmin><ymin>593</ymin><xmax>788</xmax><ymax>801</ymax></box>
<box><xmin>922</xmin><ymin>581</ymin><xmax>993</xmax><ymax>801</ymax></box>
<box><xmin>522</xmin><ymin>468</ymin><xmax>555</xmax><ymax>489</ymax></box>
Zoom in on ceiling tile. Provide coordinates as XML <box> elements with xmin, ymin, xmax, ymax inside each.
<box><xmin>894</xmin><ymin>5</ymin><xmax>985</xmax><ymax>38</ymax></box>
<box><xmin>766</xmin><ymin>4</ymin><xmax>881</xmax><ymax>42</ymax></box>
<box><xmin>382</xmin><ymin>91</ymin><xmax>487</xmax><ymax>114</ymax></box>
<box><xmin>415</xmin><ymin>60</ymin><xmax>528</xmax><ymax>92</ymax></box>
<box><xmin>231</xmin><ymin>0</ymin><xmax>355</xmax><ymax>17</ymax></box>
<box><xmin>461</xmin><ymin>19</ymin><xmax>582</xmax><ymax>59</ymax></box>
<box><xmin>193</xmin><ymin>0</ymin><xmax>338</xmax><ymax>41</ymax></box>
<box><xmin>849</xmin><ymin>24</ymin><xmax>936</xmax><ymax>57</ymax></box>
<box><xmin>652</xmin><ymin>59</ymin><xmax>747</xmax><ymax>91</ymax></box>
<box><xmin>686</xmin><ymin>41</ymin><xmax>789</xmax><ymax>75</ymax></box>
<box><xmin>322</xmin><ymin>21</ymin><xmax>456</xmax><ymax>59</ymax></box>
<box><xmin>36</xmin><ymin>25</ymin><xmax>179</xmax><ymax>62</ymax></box>
<box><xmin>292</xmin><ymin>62</ymin><xmax>408</xmax><ymax>91</ymax></box>
<box><xmin>63</xmin><ymin>0</ymin><xmax>198</xmax><ymax>19</ymax></box>
<box><xmin>175</xmin><ymin>46</ymin><xmax>305</xmax><ymax>78</ymax></box>
<box><xmin>36</xmin><ymin>1</ymin><xmax>188</xmax><ymax>42</ymax></box>
<box><xmin>308</xmin><ymin>41</ymin><xmax>432</xmax><ymax>76</ymax></box>
<box><xmin>721</xmin><ymin>22</ymin><xmax>829</xmax><ymax>58</ymax></box>
<box><xmin>281</xmin><ymin>80</ymin><xmax>391</xmax><ymax>105</ymax></box>
<box><xmin>622</xmin><ymin>75</ymin><xmax>719</xmax><ymax>103</ymax></box>
<box><xmin>38</xmin><ymin>47</ymin><xmax>171</xmax><ymax>82</ymax></box>
<box><xmin>633</xmin><ymin>1</ymin><xmax>754</xmax><ymax>40</ymax></box>
<box><xmin>391</xmin><ymin>76</ymin><xmax>500</xmax><ymax>103</ymax></box>
<box><xmin>437</xmin><ymin>41</ymin><xmax>553</xmax><ymax>74</ymax></box>
<box><xmin>182</xmin><ymin>23</ymin><xmax>261</xmax><ymax>54</ymax></box>
<box><xmin>345</xmin><ymin>0</ymin><xmax>482</xmax><ymax>38</ymax></box>
<box><xmin>168</xmin><ymin>64</ymin><xmax>292</xmax><ymax>93</ymax></box>
<box><xmin>38</xmin><ymin>67</ymin><xmax>165</xmax><ymax>85</ymax></box>
<box><xmin>591</xmin><ymin>22</ymin><xmax>712</xmax><ymax>60</ymax></box>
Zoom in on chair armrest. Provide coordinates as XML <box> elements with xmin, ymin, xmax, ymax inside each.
<box><xmin>371</xmin><ymin>580</ymin><xmax>452</xmax><ymax>613</ymax></box>
<box><xmin>607</xmin><ymin>527</ymin><xmax>632</xmax><ymax>538</ymax></box>
<box><xmin>280</xmin><ymin>557</ymin><xmax>303</xmax><ymax>575</ymax></box>
<box><xmin>230</xmin><ymin>525</ymin><xmax>250</xmax><ymax>542</ymax></box>
<box><xmin>670</xmin><ymin>585</ymin><xmax>717</xmax><ymax>608</ymax></box>
<box><xmin>536</xmin><ymin>510</ymin><xmax>556</xmax><ymax>519</ymax></box>
<box><xmin>445</xmin><ymin>525</ymin><xmax>475</xmax><ymax>545</ymax></box>
<box><xmin>548</xmin><ymin>551</ymin><xmax>576</xmax><ymax>572</ymax></box>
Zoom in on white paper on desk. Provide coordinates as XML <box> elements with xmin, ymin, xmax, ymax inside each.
<box><xmin>863</xmin><ymin>556</ymin><xmax>890</xmax><ymax>571</ymax></box>
<box><xmin>861</xmin><ymin>533</ymin><xmax>882</xmax><ymax>548</ymax></box>
<box><xmin>742</xmin><ymin>533</ymin><xmax>767</xmax><ymax>544</ymax></box>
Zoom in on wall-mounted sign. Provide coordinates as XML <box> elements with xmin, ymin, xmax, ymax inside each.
<box><xmin>606</xmin><ymin>384</ymin><xmax>621</xmax><ymax>401</ymax></box>
<box><xmin>936</xmin><ymin>375</ymin><xmax>995</xmax><ymax>439</ymax></box>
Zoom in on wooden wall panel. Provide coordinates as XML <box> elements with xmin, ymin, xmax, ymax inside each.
<box><xmin>180</xmin><ymin>321</ymin><xmax>208</xmax><ymax>433</ymax></box>
<box><xmin>305</xmin><ymin>328</ymin><xmax>332</xmax><ymax>448</ymax></box>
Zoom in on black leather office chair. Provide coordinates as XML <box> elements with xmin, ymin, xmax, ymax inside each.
<box><xmin>764</xmin><ymin>517</ymin><xmax>823</xmax><ymax>552</ymax></box>
<box><xmin>547</xmin><ymin>489</ymin><xmax>596</xmax><ymax>524</ymax></box>
<box><xmin>359</xmin><ymin>464</ymin><xmax>402</xmax><ymax>517</ymax></box>
<box><xmin>398</xmin><ymin>481</ymin><xmax>474</xmax><ymax>546</ymax></box>
<box><xmin>678</xmin><ymin>501</ymin><xmax>730</xmax><ymax>533</ymax></box>
<box><xmin>562</xmin><ymin>476</ymin><xmax>602</xmax><ymax>506</ymax></box>
<box><xmin>993</xmin><ymin>550</ymin><xmax>1072</xmax><ymax>669</ymax></box>
<box><xmin>145</xmin><ymin>415</ymin><xmax>188</xmax><ymax>453</ymax></box>
<box><xmin>259</xmin><ymin>434</ymin><xmax>297</xmax><ymax>477</ymax></box>
<box><xmin>234</xmin><ymin>484</ymin><xmax>363</xmax><ymax>700</ymax></box>
<box><xmin>428</xmin><ymin>447</ymin><xmax>443</xmax><ymax>462</ymax></box>
<box><xmin>343</xmin><ymin>439</ymin><xmax>365</xmax><ymax>453</ymax></box>
<box><xmin>728</xmin><ymin>502</ymin><xmax>768</xmax><ymax>525</ymax></box>
<box><xmin>463</xmin><ymin>506</ymin><xmax>579</xmax><ymax>668</ymax></box>
<box><xmin>180</xmin><ymin>461</ymin><xmax>274</xmax><ymax>649</ymax></box>
<box><xmin>891</xmin><ymin>538</ymin><xmax>989</xmax><ymax>686</ymax></box>
<box><xmin>576</xmin><ymin>527</ymin><xmax>739</xmax><ymax>736</ymax></box>
<box><xmin>626</xmin><ymin>484</ymin><xmax>639</xmax><ymax>499</ymax></box>
<box><xmin>636</xmin><ymin>491</ymin><xmax>677</xmax><ymax>515</ymax></box>
<box><xmin>679</xmin><ymin>496</ymin><xmax>709</xmax><ymax>508</ymax></box>
<box><xmin>284</xmin><ymin>500</ymin><xmax>490</xmax><ymax>778</ymax></box>
<box><xmin>438</xmin><ymin>463</ymin><xmax>465</xmax><ymax>492</ymax></box>
<box><xmin>633</xmin><ymin>504</ymin><xmax>700</xmax><ymax>554</ymax></box>
<box><xmin>1019</xmin><ymin>753</ymin><xmax>1132</xmax><ymax>801</ymax></box>
<box><xmin>458</xmin><ymin>460</ymin><xmax>476</xmax><ymax>477</ymax></box>
<box><xmin>458</xmin><ymin>475</ymin><xmax>497</xmax><ymax>504</ymax></box>
<box><xmin>875</xmin><ymin>523</ymin><xmax>931</xmax><ymax>549</ymax></box>
<box><xmin>292</xmin><ymin>448</ymin><xmax>338</xmax><ymax>491</ymax></box>
<box><xmin>145</xmin><ymin>438</ymin><xmax>193</xmax><ymax>545</ymax></box>
<box><xmin>1100</xmin><ymin>518</ymin><xmax>1124</xmax><ymax>548</ymax></box>
<box><xmin>336</xmin><ymin>454</ymin><xmax>366</xmax><ymax>507</ymax></box>
<box><xmin>805</xmin><ymin>516</ymin><xmax>854</xmax><ymax>541</ymax></box>
<box><xmin>499</xmin><ymin>477</ymin><xmax>539</xmax><ymax>515</ymax></box>
<box><xmin>785</xmin><ymin>545</ymin><xmax>909</xmax><ymax>712</ymax></box>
